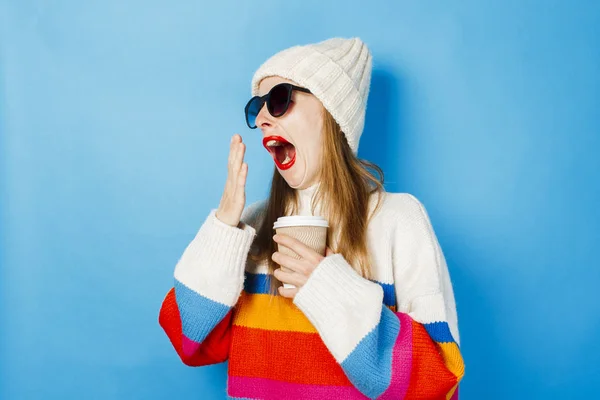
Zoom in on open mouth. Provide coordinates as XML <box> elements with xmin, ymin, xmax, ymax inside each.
<box><xmin>262</xmin><ymin>136</ymin><xmax>296</xmax><ymax>170</ymax></box>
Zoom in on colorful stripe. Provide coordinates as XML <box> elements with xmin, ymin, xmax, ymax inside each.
<box><xmin>424</xmin><ymin>321</ymin><xmax>465</xmax><ymax>383</ymax></box>
<box><xmin>228</xmin><ymin>290</ymin><xmax>462</xmax><ymax>399</ymax></box>
<box><xmin>337</xmin><ymin>307</ymin><xmax>462</xmax><ymax>399</ymax></box>
<box><xmin>161</xmin><ymin>276</ymin><xmax>463</xmax><ymax>399</ymax></box>
<box><xmin>159</xmin><ymin>287</ymin><xmax>233</xmax><ymax>366</ymax></box>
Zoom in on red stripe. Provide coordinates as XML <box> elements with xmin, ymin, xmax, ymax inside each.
<box><xmin>229</xmin><ymin>325</ymin><xmax>352</xmax><ymax>386</ymax></box>
<box><xmin>158</xmin><ymin>287</ymin><xmax>232</xmax><ymax>366</ymax></box>
<box><xmin>404</xmin><ymin>320</ymin><xmax>458</xmax><ymax>399</ymax></box>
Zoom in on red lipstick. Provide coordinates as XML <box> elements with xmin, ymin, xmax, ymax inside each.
<box><xmin>262</xmin><ymin>136</ymin><xmax>296</xmax><ymax>170</ymax></box>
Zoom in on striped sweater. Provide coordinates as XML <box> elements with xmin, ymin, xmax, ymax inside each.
<box><xmin>159</xmin><ymin>186</ymin><xmax>465</xmax><ymax>399</ymax></box>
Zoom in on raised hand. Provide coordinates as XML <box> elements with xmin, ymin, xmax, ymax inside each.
<box><xmin>215</xmin><ymin>134</ymin><xmax>248</xmax><ymax>227</ymax></box>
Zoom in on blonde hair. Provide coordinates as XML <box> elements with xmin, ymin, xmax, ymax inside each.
<box><xmin>249</xmin><ymin>108</ymin><xmax>385</xmax><ymax>292</ymax></box>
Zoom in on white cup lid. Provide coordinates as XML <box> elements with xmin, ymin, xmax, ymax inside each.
<box><xmin>273</xmin><ymin>216</ymin><xmax>329</xmax><ymax>229</ymax></box>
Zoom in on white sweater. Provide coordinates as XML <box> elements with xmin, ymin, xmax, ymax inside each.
<box><xmin>164</xmin><ymin>184</ymin><xmax>464</xmax><ymax>399</ymax></box>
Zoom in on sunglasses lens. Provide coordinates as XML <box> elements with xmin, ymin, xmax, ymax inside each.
<box><xmin>269</xmin><ymin>84</ymin><xmax>291</xmax><ymax>116</ymax></box>
<box><xmin>246</xmin><ymin>97</ymin><xmax>264</xmax><ymax>128</ymax></box>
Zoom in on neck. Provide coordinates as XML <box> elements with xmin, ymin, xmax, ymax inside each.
<box><xmin>295</xmin><ymin>182</ymin><xmax>321</xmax><ymax>216</ymax></box>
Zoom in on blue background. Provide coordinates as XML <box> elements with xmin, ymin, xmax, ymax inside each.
<box><xmin>1</xmin><ymin>1</ymin><xmax>599</xmax><ymax>399</ymax></box>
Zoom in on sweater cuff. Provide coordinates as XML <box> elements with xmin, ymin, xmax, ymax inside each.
<box><xmin>174</xmin><ymin>210</ymin><xmax>256</xmax><ymax>306</ymax></box>
<box><xmin>293</xmin><ymin>254</ymin><xmax>384</xmax><ymax>362</ymax></box>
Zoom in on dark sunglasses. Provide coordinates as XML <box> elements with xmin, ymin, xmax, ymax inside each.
<box><xmin>244</xmin><ymin>83</ymin><xmax>311</xmax><ymax>129</ymax></box>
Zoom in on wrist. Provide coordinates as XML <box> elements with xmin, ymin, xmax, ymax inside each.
<box><xmin>215</xmin><ymin>209</ymin><xmax>239</xmax><ymax>227</ymax></box>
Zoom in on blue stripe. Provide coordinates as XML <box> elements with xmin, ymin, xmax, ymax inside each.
<box><xmin>244</xmin><ymin>272</ymin><xmax>271</xmax><ymax>294</ymax></box>
<box><xmin>423</xmin><ymin>321</ymin><xmax>456</xmax><ymax>343</ymax></box>
<box><xmin>174</xmin><ymin>280</ymin><xmax>231</xmax><ymax>343</ymax></box>
<box><xmin>341</xmin><ymin>307</ymin><xmax>400</xmax><ymax>399</ymax></box>
<box><xmin>246</xmin><ymin>272</ymin><xmax>397</xmax><ymax>308</ymax></box>
<box><xmin>375</xmin><ymin>281</ymin><xmax>396</xmax><ymax>307</ymax></box>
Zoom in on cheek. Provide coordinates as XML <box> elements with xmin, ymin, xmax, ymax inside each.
<box><xmin>307</xmin><ymin>143</ymin><xmax>323</xmax><ymax>166</ymax></box>
<box><xmin>295</xmin><ymin>128</ymin><xmax>320</xmax><ymax>156</ymax></box>
<box><xmin>300</xmin><ymin>123</ymin><xmax>323</xmax><ymax>170</ymax></box>
<box><xmin>307</xmin><ymin>123</ymin><xmax>324</xmax><ymax>160</ymax></box>
<box><xmin>283</xmin><ymin>102</ymin><xmax>325</xmax><ymax>167</ymax></box>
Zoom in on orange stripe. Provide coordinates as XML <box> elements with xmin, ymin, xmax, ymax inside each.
<box><xmin>438</xmin><ymin>342</ymin><xmax>465</xmax><ymax>380</ymax></box>
<box><xmin>405</xmin><ymin>320</ymin><xmax>457</xmax><ymax>399</ymax></box>
<box><xmin>233</xmin><ymin>292</ymin><xmax>396</xmax><ymax>333</ymax></box>
<box><xmin>233</xmin><ymin>291</ymin><xmax>396</xmax><ymax>333</ymax></box>
<box><xmin>233</xmin><ymin>292</ymin><xmax>317</xmax><ymax>332</ymax></box>
<box><xmin>229</xmin><ymin>325</ymin><xmax>352</xmax><ymax>386</ymax></box>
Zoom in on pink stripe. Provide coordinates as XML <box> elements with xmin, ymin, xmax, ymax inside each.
<box><xmin>450</xmin><ymin>385</ymin><xmax>459</xmax><ymax>400</ymax></box>
<box><xmin>181</xmin><ymin>335</ymin><xmax>200</xmax><ymax>357</ymax></box>
<box><xmin>228</xmin><ymin>376</ymin><xmax>369</xmax><ymax>400</ymax></box>
<box><xmin>379</xmin><ymin>312</ymin><xmax>413</xmax><ymax>399</ymax></box>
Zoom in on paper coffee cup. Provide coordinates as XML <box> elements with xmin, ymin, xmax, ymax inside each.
<box><xmin>273</xmin><ymin>216</ymin><xmax>329</xmax><ymax>289</ymax></box>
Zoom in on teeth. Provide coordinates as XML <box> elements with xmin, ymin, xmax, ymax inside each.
<box><xmin>282</xmin><ymin>154</ymin><xmax>291</xmax><ymax>164</ymax></box>
<box><xmin>266</xmin><ymin>139</ymin><xmax>292</xmax><ymax>148</ymax></box>
<box><xmin>267</xmin><ymin>139</ymin><xmax>287</xmax><ymax>147</ymax></box>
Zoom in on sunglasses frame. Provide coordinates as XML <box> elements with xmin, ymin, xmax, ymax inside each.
<box><xmin>245</xmin><ymin>83</ymin><xmax>312</xmax><ymax>129</ymax></box>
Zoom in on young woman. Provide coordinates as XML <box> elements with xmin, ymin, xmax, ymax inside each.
<box><xmin>159</xmin><ymin>37</ymin><xmax>465</xmax><ymax>399</ymax></box>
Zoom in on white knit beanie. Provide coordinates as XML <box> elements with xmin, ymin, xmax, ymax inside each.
<box><xmin>251</xmin><ymin>37</ymin><xmax>372</xmax><ymax>154</ymax></box>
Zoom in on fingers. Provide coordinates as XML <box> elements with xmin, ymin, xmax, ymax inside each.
<box><xmin>234</xmin><ymin>141</ymin><xmax>245</xmax><ymax>170</ymax></box>
<box><xmin>230</xmin><ymin>136</ymin><xmax>245</xmax><ymax>170</ymax></box>
<box><xmin>271</xmin><ymin>251</ymin><xmax>307</xmax><ymax>275</ymax></box>
<box><xmin>229</xmin><ymin>134</ymin><xmax>244</xmax><ymax>168</ymax></box>
<box><xmin>233</xmin><ymin>141</ymin><xmax>246</xmax><ymax>192</ymax></box>
<box><xmin>273</xmin><ymin>268</ymin><xmax>305</xmax><ymax>287</ymax></box>
<box><xmin>278</xmin><ymin>285</ymin><xmax>299</xmax><ymax>299</ymax></box>
<box><xmin>217</xmin><ymin>135</ymin><xmax>247</xmax><ymax>227</ymax></box>
<box><xmin>228</xmin><ymin>134</ymin><xmax>240</xmax><ymax>167</ymax></box>
<box><xmin>227</xmin><ymin>135</ymin><xmax>246</xmax><ymax>191</ymax></box>
<box><xmin>238</xmin><ymin>162</ymin><xmax>248</xmax><ymax>189</ymax></box>
<box><xmin>273</xmin><ymin>234</ymin><xmax>322</xmax><ymax>264</ymax></box>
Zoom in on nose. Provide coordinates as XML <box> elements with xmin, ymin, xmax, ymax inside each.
<box><xmin>255</xmin><ymin>102</ymin><xmax>274</xmax><ymax>129</ymax></box>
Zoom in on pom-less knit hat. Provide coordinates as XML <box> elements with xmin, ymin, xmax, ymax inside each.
<box><xmin>251</xmin><ymin>37</ymin><xmax>372</xmax><ymax>154</ymax></box>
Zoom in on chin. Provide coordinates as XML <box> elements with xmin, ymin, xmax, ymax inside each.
<box><xmin>279</xmin><ymin>170</ymin><xmax>304</xmax><ymax>189</ymax></box>
<box><xmin>277</xmin><ymin>165</ymin><xmax>310</xmax><ymax>189</ymax></box>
